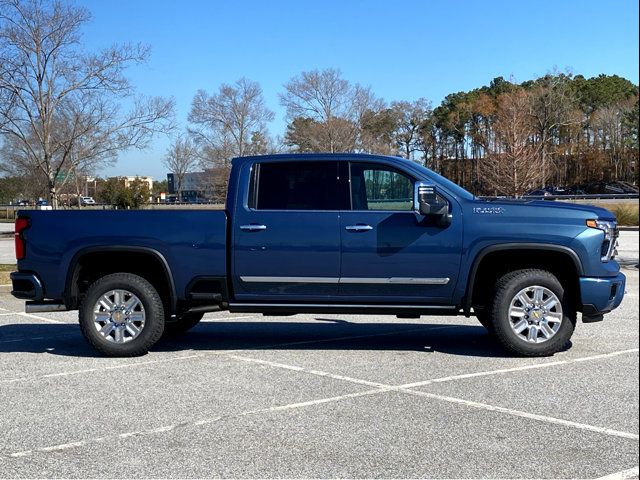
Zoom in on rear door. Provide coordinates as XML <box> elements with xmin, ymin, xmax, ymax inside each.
<box><xmin>232</xmin><ymin>160</ymin><xmax>343</xmax><ymax>302</ymax></box>
<box><xmin>339</xmin><ymin>161</ymin><xmax>463</xmax><ymax>303</ymax></box>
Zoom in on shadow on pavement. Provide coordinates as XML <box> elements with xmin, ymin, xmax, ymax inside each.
<box><xmin>0</xmin><ymin>318</ymin><xmax>551</xmax><ymax>358</ymax></box>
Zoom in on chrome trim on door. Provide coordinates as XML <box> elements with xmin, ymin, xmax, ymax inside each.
<box><xmin>240</xmin><ymin>276</ymin><xmax>339</xmax><ymax>283</ymax></box>
<box><xmin>239</xmin><ymin>276</ymin><xmax>449</xmax><ymax>285</ymax></box>
<box><xmin>240</xmin><ymin>224</ymin><xmax>267</xmax><ymax>232</ymax></box>
<box><xmin>340</xmin><ymin>277</ymin><xmax>450</xmax><ymax>285</ymax></box>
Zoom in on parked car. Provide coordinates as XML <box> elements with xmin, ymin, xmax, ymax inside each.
<box><xmin>79</xmin><ymin>196</ymin><xmax>96</xmax><ymax>205</ymax></box>
<box><xmin>524</xmin><ymin>189</ymin><xmax>551</xmax><ymax>197</ymax></box>
<box><xmin>36</xmin><ymin>199</ymin><xmax>52</xmax><ymax>211</ymax></box>
<box><xmin>11</xmin><ymin>154</ymin><xmax>625</xmax><ymax>357</ymax></box>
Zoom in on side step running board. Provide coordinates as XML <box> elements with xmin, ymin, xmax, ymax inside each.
<box><xmin>26</xmin><ymin>301</ymin><xmax>67</xmax><ymax>313</ymax></box>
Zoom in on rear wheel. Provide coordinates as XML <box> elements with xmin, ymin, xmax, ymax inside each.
<box><xmin>79</xmin><ymin>273</ymin><xmax>165</xmax><ymax>357</ymax></box>
<box><xmin>163</xmin><ymin>312</ymin><xmax>204</xmax><ymax>336</ymax></box>
<box><xmin>489</xmin><ymin>269</ymin><xmax>575</xmax><ymax>356</ymax></box>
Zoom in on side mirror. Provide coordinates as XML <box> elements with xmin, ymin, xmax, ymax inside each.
<box><xmin>414</xmin><ymin>182</ymin><xmax>451</xmax><ymax>225</ymax></box>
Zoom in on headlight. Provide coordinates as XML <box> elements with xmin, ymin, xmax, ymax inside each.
<box><xmin>586</xmin><ymin>219</ymin><xmax>618</xmax><ymax>262</ymax></box>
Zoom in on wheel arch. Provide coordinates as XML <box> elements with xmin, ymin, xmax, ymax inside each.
<box><xmin>65</xmin><ymin>246</ymin><xmax>177</xmax><ymax>314</ymax></box>
<box><xmin>464</xmin><ymin>243</ymin><xmax>584</xmax><ymax>315</ymax></box>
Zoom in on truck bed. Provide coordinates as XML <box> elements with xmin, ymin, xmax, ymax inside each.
<box><xmin>17</xmin><ymin>209</ymin><xmax>228</xmax><ymax>302</ymax></box>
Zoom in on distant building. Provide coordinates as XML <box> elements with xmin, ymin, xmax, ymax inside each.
<box><xmin>167</xmin><ymin>171</ymin><xmax>211</xmax><ymax>202</ymax></box>
<box><xmin>82</xmin><ymin>175</ymin><xmax>154</xmax><ymax>201</ymax></box>
<box><xmin>122</xmin><ymin>176</ymin><xmax>153</xmax><ymax>191</ymax></box>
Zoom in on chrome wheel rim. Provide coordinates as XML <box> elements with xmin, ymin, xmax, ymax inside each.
<box><xmin>93</xmin><ymin>289</ymin><xmax>145</xmax><ymax>343</ymax></box>
<box><xmin>508</xmin><ymin>285</ymin><xmax>562</xmax><ymax>343</ymax></box>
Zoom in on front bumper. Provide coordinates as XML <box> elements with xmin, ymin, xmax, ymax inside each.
<box><xmin>579</xmin><ymin>272</ymin><xmax>626</xmax><ymax>321</ymax></box>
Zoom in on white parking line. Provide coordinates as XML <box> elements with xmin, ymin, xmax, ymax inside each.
<box><xmin>0</xmin><ymin>353</ymin><xmax>204</xmax><ymax>384</ymax></box>
<box><xmin>0</xmin><ymin>326</ymin><xmax>446</xmax><ymax>384</ymax></box>
<box><xmin>402</xmin><ymin>389</ymin><xmax>638</xmax><ymax>441</ymax></box>
<box><xmin>10</xmin><ymin>388</ymin><xmax>387</xmax><ymax>458</ymax></box>
<box><xmin>10</xmin><ymin>347</ymin><xmax>639</xmax><ymax>457</ymax></box>
<box><xmin>229</xmin><ymin>354</ymin><xmax>387</xmax><ymax>388</ymax></box>
<box><xmin>597</xmin><ymin>466</ymin><xmax>640</xmax><ymax>480</ymax></box>
<box><xmin>16</xmin><ymin>312</ymin><xmax>63</xmax><ymax>324</ymax></box>
<box><xmin>399</xmin><ymin>348</ymin><xmax>640</xmax><ymax>389</ymax></box>
<box><xmin>230</xmin><ymin>350</ymin><xmax>640</xmax><ymax>442</ymax></box>
<box><xmin>201</xmin><ymin>315</ymin><xmax>256</xmax><ymax>322</ymax></box>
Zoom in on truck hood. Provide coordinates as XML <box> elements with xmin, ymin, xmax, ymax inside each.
<box><xmin>475</xmin><ymin>199</ymin><xmax>616</xmax><ymax>221</ymax></box>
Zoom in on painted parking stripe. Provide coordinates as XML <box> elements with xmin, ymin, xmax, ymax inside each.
<box><xmin>17</xmin><ymin>312</ymin><xmax>63</xmax><ymax>324</ymax></box>
<box><xmin>596</xmin><ymin>466</ymin><xmax>640</xmax><ymax>480</ymax></box>
<box><xmin>402</xmin><ymin>389</ymin><xmax>638</xmax><ymax>441</ymax></box>
<box><xmin>0</xmin><ymin>325</ymin><xmax>448</xmax><ymax>384</ymax></box>
<box><xmin>399</xmin><ymin>348</ymin><xmax>640</xmax><ymax>389</ymax></box>
<box><xmin>229</xmin><ymin>354</ymin><xmax>387</xmax><ymax>388</ymax></box>
<box><xmin>10</xmin><ymin>388</ymin><xmax>387</xmax><ymax>458</ymax></box>
<box><xmin>229</xmin><ymin>351</ymin><xmax>640</xmax><ymax>442</ymax></box>
<box><xmin>10</xmin><ymin>348</ymin><xmax>639</xmax><ymax>458</ymax></box>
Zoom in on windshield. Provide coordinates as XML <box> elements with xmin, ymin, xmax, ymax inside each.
<box><xmin>404</xmin><ymin>161</ymin><xmax>476</xmax><ymax>201</ymax></box>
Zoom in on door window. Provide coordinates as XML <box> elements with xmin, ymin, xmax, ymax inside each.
<box><xmin>251</xmin><ymin>161</ymin><xmax>340</xmax><ymax>210</ymax></box>
<box><xmin>350</xmin><ymin>163</ymin><xmax>413</xmax><ymax>211</ymax></box>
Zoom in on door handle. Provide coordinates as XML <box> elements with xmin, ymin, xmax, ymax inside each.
<box><xmin>345</xmin><ymin>224</ymin><xmax>373</xmax><ymax>232</ymax></box>
<box><xmin>240</xmin><ymin>224</ymin><xmax>267</xmax><ymax>232</ymax></box>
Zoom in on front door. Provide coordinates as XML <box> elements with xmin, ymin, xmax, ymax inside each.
<box><xmin>232</xmin><ymin>160</ymin><xmax>343</xmax><ymax>302</ymax></box>
<box><xmin>339</xmin><ymin>161</ymin><xmax>463</xmax><ymax>303</ymax></box>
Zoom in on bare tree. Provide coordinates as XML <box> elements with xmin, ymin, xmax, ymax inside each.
<box><xmin>479</xmin><ymin>90</ymin><xmax>542</xmax><ymax>196</ymax></box>
<box><xmin>188</xmin><ymin>77</ymin><xmax>274</xmax><ymax>165</ymax></box>
<box><xmin>527</xmin><ymin>73</ymin><xmax>580</xmax><ymax>186</ymax></box>
<box><xmin>280</xmin><ymin>68</ymin><xmax>379</xmax><ymax>153</ymax></box>
<box><xmin>0</xmin><ymin>0</ymin><xmax>175</xmax><ymax>206</ymax></box>
<box><xmin>390</xmin><ymin>98</ymin><xmax>432</xmax><ymax>160</ymax></box>
<box><xmin>162</xmin><ymin>136</ymin><xmax>198</xmax><ymax>199</ymax></box>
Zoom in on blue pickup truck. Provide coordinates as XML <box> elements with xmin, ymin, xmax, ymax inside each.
<box><xmin>11</xmin><ymin>154</ymin><xmax>625</xmax><ymax>357</ymax></box>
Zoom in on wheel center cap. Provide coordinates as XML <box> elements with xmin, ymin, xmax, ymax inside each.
<box><xmin>113</xmin><ymin>311</ymin><xmax>123</xmax><ymax>322</ymax></box>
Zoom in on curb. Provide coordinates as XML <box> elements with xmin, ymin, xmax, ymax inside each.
<box><xmin>618</xmin><ymin>226</ymin><xmax>639</xmax><ymax>231</ymax></box>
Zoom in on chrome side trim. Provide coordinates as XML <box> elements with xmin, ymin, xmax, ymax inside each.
<box><xmin>340</xmin><ymin>277</ymin><xmax>450</xmax><ymax>285</ymax></box>
<box><xmin>240</xmin><ymin>276</ymin><xmax>339</xmax><ymax>283</ymax></box>
<box><xmin>240</xmin><ymin>276</ymin><xmax>450</xmax><ymax>285</ymax></box>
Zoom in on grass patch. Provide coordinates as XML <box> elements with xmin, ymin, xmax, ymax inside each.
<box><xmin>572</xmin><ymin>201</ymin><xmax>639</xmax><ymax>226</ymax></box>
<box><xmin>0</xmin><ymin>264</ymin><xmax>14</xmax><ymax>285</ymax></box>
<box><xmin>591</xmin><ymin>202</ymin><xmax>639</xmax><ymax>226</ymax></box>
<box><xmin>609</xmin><ymin>204</ymin><xmax>639</xmax><ymax>226</ymax></box>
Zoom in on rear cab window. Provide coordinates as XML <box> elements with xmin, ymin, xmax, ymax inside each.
<box><xmin>249</xmin><ymin>161</ymin><xmax>342</xmax><ymax>210</ymax></box>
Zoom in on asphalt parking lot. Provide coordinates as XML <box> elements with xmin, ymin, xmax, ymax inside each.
<box><xmin>0</xmin><ymin>228</ymin><xmax>638</xmax><ymax>478</ymax></box>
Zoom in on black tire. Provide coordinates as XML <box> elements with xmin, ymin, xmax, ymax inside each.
<box><xmin>489</xmin><ymin>269</ymin><xmax>576</xmax><ymax>357</ymax></box>
<box><xmin>475</xmin><ymin>308</ymin><xmax>496</xmax><ymax>336</ymax></box>
<box><xmin>163</xmin><ymin>312</ymin><xmax>204</xmax><ymax>336</ymax></box>
<box><xmin>79</xmin><ymin>273</ymin><xmax>165</xmax><ymax>357</ymax></box>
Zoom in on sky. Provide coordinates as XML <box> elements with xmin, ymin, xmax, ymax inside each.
<box><xmin>75</xmin><ymin>0</ymin><xmax>640</xmax><ymax>181</ymax></box>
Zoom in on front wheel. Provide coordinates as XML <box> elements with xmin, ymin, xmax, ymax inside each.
<box><xmin>489</xmin><ymin>269</ymin><xmax>576</xmax><ymax>357</ymax></box>
<box><xmin>79</xmin><ymin>273</ymin><xmax>165</xmax><ymax>356</ymax></box>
